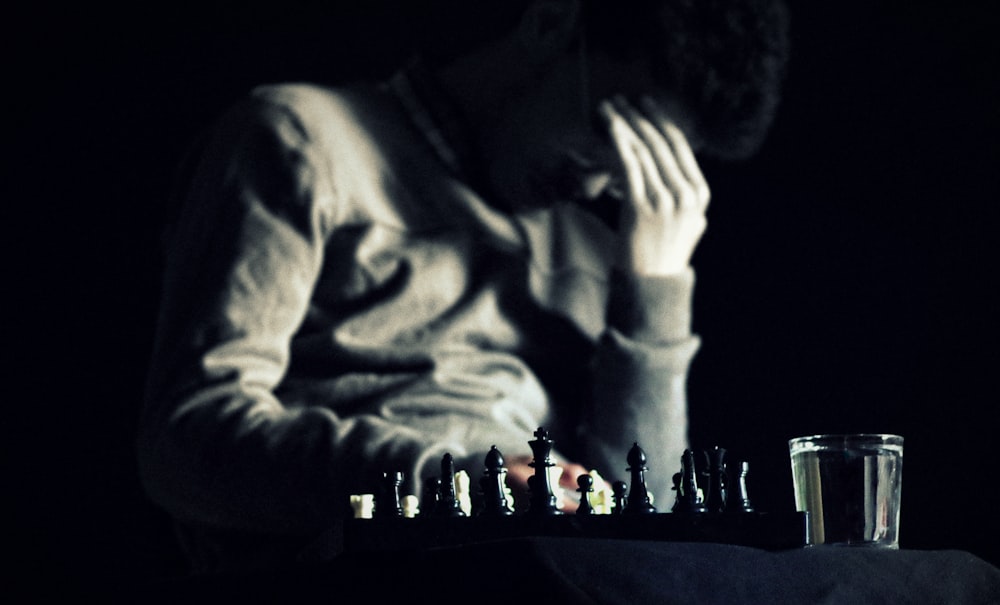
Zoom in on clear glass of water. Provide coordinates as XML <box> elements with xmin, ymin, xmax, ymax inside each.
<box><xmin>789</xmin><ymin>434</ymin><xmax>904</xmax><ymax>548</ymax></box>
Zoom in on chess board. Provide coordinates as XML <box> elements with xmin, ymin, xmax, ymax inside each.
<box><xmin>343</xmin><ymin>428</ymin><xmax>809</xmax><ymax>552</ymax></box>
<box><xmin>343</xmin><ymin>511</ymin><xmax>808</xmax><ymax>552</ymax></box>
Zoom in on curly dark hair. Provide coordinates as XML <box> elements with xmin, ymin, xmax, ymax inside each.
<box><xmin>584</xmin><ymin>0</ymin><xmax>791</xmax><ymax>160</ymax></box>
<box><xmin>408</xmin><ymin>0</ymin><xmax>790</xmax><ymax>160</ymax></box>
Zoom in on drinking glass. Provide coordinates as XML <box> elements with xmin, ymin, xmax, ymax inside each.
<box><xmin>789</xmin><ymin>434</ymin><xmax>903</xmax><ymax>548</ymax></box>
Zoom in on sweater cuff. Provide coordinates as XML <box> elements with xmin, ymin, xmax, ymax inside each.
<box><xmin>605</xmin><ymin>268</ymin><xmax>695</xmax><ymax>344</ymax></box>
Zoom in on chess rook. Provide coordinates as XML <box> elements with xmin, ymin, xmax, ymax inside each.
<box><xmin>349</xmin><ymin>493</ymin><xmax>374</xmax><ymax>519</ymax></box>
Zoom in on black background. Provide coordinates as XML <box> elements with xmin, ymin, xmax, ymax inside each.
<box><xmin>12</xmin><ymin>0</ymin><xmax>999</xmax><ymax>594</ymax></box>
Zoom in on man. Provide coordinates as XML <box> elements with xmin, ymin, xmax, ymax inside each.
<box><xmin>138</xmin><ymin>0</ymin><xmax>789</xmax><ymax>572</ymax></box>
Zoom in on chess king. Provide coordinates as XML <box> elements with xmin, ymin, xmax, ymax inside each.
<box><xmin>137</xmin><ymin>0</ymin><xmax>790</xmax><ymax>572</ymax></box>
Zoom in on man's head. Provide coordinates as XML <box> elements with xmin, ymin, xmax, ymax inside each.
<box><xmin>585</xmin><ymin>0</ymin><xmax>790</xmax><ymax>161</ymax></box>
<box><xmin>410</xmin><ymin>0</ymin><xmax>790</xmax><ymax>161</ymax></box>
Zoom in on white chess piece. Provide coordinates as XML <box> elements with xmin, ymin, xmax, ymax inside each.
<box><xmin>401</xmin><ymin>494</ymin><xmax>420</xmax><ymax>518</ymax></box>
<box><xmin>501</xmin><ymin>469</ymin><xmax>515</xmax><ymax>510</ymax></box>
<box><xmin>455</xmin><ymin>470</ymin><xmax>472</xmax><ymax>516</ymax></box>
<box><xmin>548</xmin><ymin>466</ymin><xmax>567</xmax><ymax>510</ymax></box>
<box><xmin>349</xmin><ymin>494</ymin><xmax>374</xmax><ymax>519</ymax></box>
<box><xmin>588</xmin><ymin>470</ymin><xmax>614</xmax><ymax>515</ymax></box>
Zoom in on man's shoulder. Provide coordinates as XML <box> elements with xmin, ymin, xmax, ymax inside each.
<box><xmin>228</xmin><ymin>80</ymin><xmax>413</xmax><ymax>159</ymax></box>
<box><xmin>250</xmin><ymin>81</ymin><xmax>364</xmax><ymax>108</ymax></box>
<box><xmin>245</xmin><ymin>81</ymin><xmax>392</xmax><ymax>129</ymax></box>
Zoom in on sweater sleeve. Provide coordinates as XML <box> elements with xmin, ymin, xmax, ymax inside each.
<box><xmin>136</xmin><ymin>91</ymin><xmax>528</xmax><ymax>544</ymax></box>
<box><xmin>584</xmin><ymin>268</ymin><xmax>701</xmax><ymax>505</ymax></box>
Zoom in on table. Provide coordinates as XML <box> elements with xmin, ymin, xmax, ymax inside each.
<box><xmin>139</xmin><ymin>538</ymin><xmax>1000</xmax><ymax>604</ymax></box>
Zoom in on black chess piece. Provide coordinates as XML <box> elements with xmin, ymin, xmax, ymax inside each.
<box><xmin>479</xmin><ymin>445</ymin><xmax>514</xmax><ymax>516</ymax></box>
<box><xmin>671</xmin><ymin>471</ymin><xmax>683</xmax><ymax>502</ymax></box>
<box><xmin>526</xmin><ymin>427</ymin><xmax>562</xmax><ymax>516</ymax></box>
<box><xmin>420</xmin><ymin>477</ymin><xmax>441</xmax><ymax>517</ymax></box>
<box><xmin>576</xmin><ymin>474</ymin><xmax>595</xmax><ymax>515</ymax></box>
<box><xmin>672</xmin><ymin>449</ymin><xmax>707</xmax><ymax>513</ymax></box>
<box><xmin>624</xmin><ymin>443</ymin><xmax>657</xmax><ymax>514</ymax></box>
<box><xmin>611</xmin><ymin>480</ymin><xmax>628</xmax><ymax>515</ymax></box>
<box><xmin>734</xmin><ymin>460</ymin><xmax>755</xmax><ymax>513</ymax></box>
<box><xmin>434</xmin><ymin>453</ymin><xmax>467</xmax><ymax>517</ymax></box>
<box><xmin>697</xmin><ymin>449</ymin><xmax>711</xmax><ymax>503</ymax></box>
<box><xmin>706</xmin><ymin>446</ymin><xmax>728</xmax><ymax>513</ymax></box>
<box><xmin>670</xmin><ymin>457</ymin><xmax>685</xmax><ymax>513</ymax></box>
<box><xmin>375</xmin><ymin>471</ymin><xmax>404</xmax><ymax>519</ymax></box>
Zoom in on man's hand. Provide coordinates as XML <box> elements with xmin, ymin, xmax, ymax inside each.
<box><xmin>599</xmin><ymin>95</ymin><xmax>710</xmax><ymax>277</ymax></box>
<box><xmin>504</xmin><ymin>454</ymin><xmax>590</xmax><ymax>512</ymax></box>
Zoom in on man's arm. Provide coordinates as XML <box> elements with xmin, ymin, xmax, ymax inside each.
<box><xmin>137</xmin><ymin>91</ymin><xmax>532</xmax><ymax>537</ymax></box>
<box><xmin>583</xmin><ymin>95</ymin><xmax>709</xmax><ymax>503</ymax></box>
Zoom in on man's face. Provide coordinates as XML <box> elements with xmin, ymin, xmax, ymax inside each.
<box><xmin>482</xmin><ymin>45</ymin><xmax>699</xmax><ymax>214</ymax></box>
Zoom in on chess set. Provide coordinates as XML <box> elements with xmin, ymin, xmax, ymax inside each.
<box><xmin>343</xmin><ymin>427</ymin><xmax>808</xmax><ymax>552</ymax></box>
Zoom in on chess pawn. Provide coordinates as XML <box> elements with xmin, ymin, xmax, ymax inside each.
<box><xmin>479</xmin><ymin>445</ymin><xmax>514</xmax><ymax>517</ymax></box>
<box><xmin>434</xmin><ymin>453</ymin><xmax>466</xmax><ymax>517</ymax></box>
<box><xmin>576</xmin><ymin>474</ymin><xmax>595</xmax><ymax>515</ymax></box>
<box><xmin>706</xmin><ymin>446</ymin><xmax>728</xmax><ymax>513</ymax></box>
<box><xmin>526</xmin><ymin>427</ymin><xmax>561</xmax><ymax>516</ymax></box>
<box><xmin>611</xmin><ymin>480</ymin><xmax>628</xmax><ymax>515</ymax></box>
<box><xmin>734</xmin><ymin>460</ymin><xmax>755</xmax><ymax>513</ymax></box>
<box><xmin>375</xmin><ymin>471</ymin><xmax>404</xmax><ymax>519</ymax></box>
<box><xmin>624</xmin><ymin>443</ymin><xmax>657</xmax><ymax>514</ymax></box>
<box><xmin>401</xmin><ymin>495</ymin><xmax>420</xmax><ymax>518</ymax></box>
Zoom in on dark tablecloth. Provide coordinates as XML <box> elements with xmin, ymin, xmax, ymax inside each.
<box><xmin>145</xmin><ymin>538</ymin><xmax>1000</xmax><ymax>604</ymax></box>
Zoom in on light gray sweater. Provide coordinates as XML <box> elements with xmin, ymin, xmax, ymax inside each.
<box><xmin>137</xmin><ymin>64</ymin><xmax>700</xmax><ymax>569</ymax></box>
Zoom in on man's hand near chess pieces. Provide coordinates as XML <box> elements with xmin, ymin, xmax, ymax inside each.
<box><xmin>504</xmin><ymin>455</ymin><xmax>590</xmax><ymax>512</ymax></box>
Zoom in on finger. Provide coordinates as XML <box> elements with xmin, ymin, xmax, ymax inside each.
<box><xmin>639</xmin><ymin>96</ymin><xmax>711</xmax><ymax>207</ymax></box>
<box><xmin>600</xmin><ymin>95</ymin><xmax>676</xmax><ymax>209</ymax></box>
<box><xmin>631</xmin><ymin>130</ymin><xmax>674</xmax><ymax>212</ymax></box>
<box><xmin>599</xmin><ymin>99</ymin><xmax>647</xmax><ymax>205</ymax></box>
<box><xmin>613</xmin><ymin>96</ymin><xmax>691</xmax><ymax>208</ymax></box>
<box><xmin>503</xmin><ymin>456</ymin><xmax>533</xmax><ymax>488</ymax></box>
